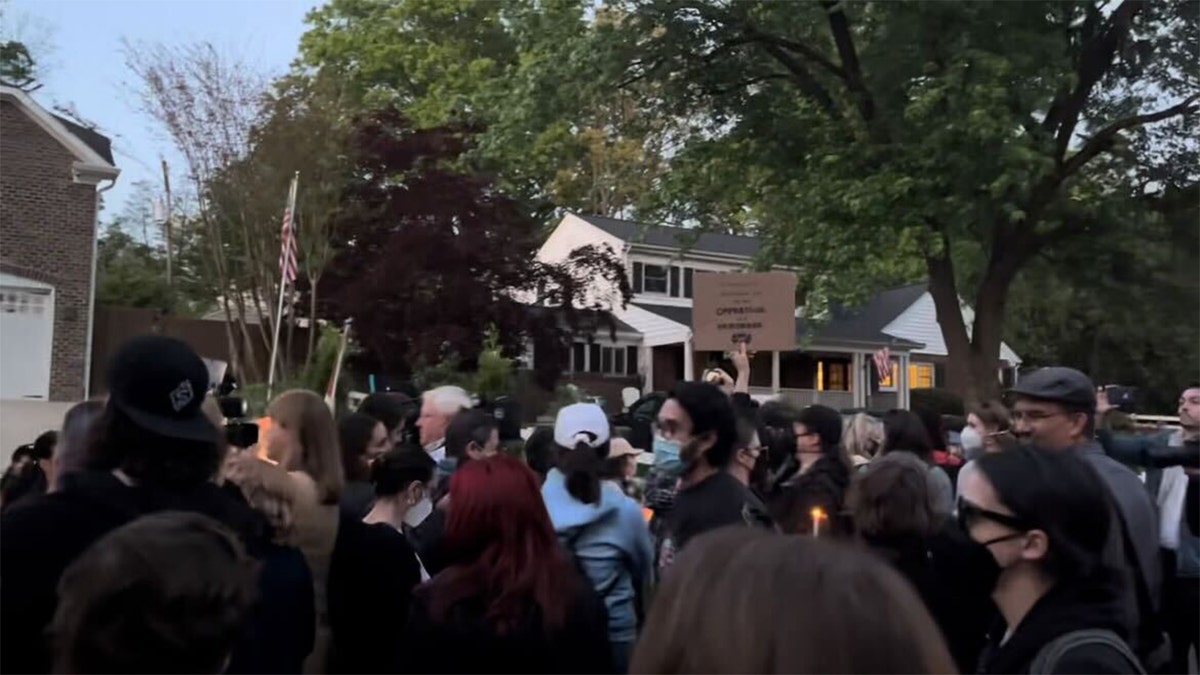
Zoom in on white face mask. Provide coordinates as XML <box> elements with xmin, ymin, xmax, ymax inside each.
<box><xmin>403</xmin><ymin>496</ymin><xmax>433</xmax><ymax>528</ymax></box>
<box><xmin>960</xmin><ymin>426</ymin><xmax>984</xmax><ymax>454</ymax></box>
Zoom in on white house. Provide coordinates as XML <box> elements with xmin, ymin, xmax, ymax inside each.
<box><xmin>532</xmin><ymin>214</ymin><xmax>1004</xmax><ymax>413</ymax></box>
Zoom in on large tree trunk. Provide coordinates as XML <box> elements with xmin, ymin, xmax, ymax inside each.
<box><xmin>929</xmin><ymin>230</ymin><xmax>1028</xmax><ymax>406</ymax></box>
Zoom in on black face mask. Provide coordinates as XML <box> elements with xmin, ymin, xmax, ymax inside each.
<box><xmin>957</xmin><ymin>498</ymin><xmax>1030</xmax><ymax>594</ymax></box>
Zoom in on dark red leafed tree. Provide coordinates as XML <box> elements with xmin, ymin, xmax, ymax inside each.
<box><xmin>320</xmin><ymin>109</ymin><xmax>630</xmax><ymax>388</ymax></box>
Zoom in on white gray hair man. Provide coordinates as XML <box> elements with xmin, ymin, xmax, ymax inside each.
<box><xmin>418</xmin><ymin>385</ymin><xmax>472</xmax><ymax>463</ymax></box>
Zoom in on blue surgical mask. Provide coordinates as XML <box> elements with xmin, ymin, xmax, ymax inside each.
<box><xmin>653</xmin><ymin>435</ymin><xmax>684</xmax><ymax>478</ymax></box>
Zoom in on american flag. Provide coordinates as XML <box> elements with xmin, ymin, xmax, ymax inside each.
<box><xmin>873</xmin><ymin>346</ymin><xmax>892</xmax><ymax>383</ymax></box>
<box><xmin>279</xmin><ymin>194</ymin><xmax>298</xmax><ymax>283</ymax></box>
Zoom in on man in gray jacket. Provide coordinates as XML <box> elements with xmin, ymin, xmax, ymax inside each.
<box><xmin>1010</xmin><ymin>367</ymin><xmax>1164</xmax><ymax>665</ymax></box>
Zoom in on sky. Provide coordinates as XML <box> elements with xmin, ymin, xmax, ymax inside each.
<box><xmin>9</xmin><ymin>0</ymin><xmax>320</xmax><ymax>229</ymax></box>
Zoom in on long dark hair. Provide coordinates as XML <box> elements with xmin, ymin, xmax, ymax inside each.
<box><xmin>558</xmin><ymin>438</ymin><xmax>610</xmax><ymax>505</ymax></box>
<box><xmin>974</xmin><ymin>445</ymin><xmax>1113</xmax><ymax>582</ymax></box>
<box><xmin>339</xmin><ymin>413</ymin><xmax>382</xmax><ymax>483</ymax></box>
<box><xmin>84</xmin><ymin>404</ymin><xmax>222</xmax><ymax>489</ymax></box>
<box><xmin>882</xmin><ymin>409</ymin><xmax>934</xmax><ymax>464</ymax></box>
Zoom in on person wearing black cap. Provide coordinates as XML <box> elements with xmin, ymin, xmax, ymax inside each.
<box><xmin>1009</xmin><ymin>366</ymin><xmax>1164</xmax><ymax>667</ymax></box>
<box><xmin>0</xmin><ymin>335</ymin><xmax>286</xmax><ymax>674</ymax></box>
<box><xmin>769</xmin><ymin>404</ymin><xmax>852</xmax><ymax>536</ymax></box>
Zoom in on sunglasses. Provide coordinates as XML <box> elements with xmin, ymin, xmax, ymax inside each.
<box><xmin>957</xmin><ymin>498</ymin><xmax>1031</xmax><ymax>536</ymax></box>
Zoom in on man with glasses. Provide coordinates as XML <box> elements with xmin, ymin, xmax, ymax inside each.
<box><xmin>1009</xmin><ymin>367</ymin><xmax>1164</xmax><ymax>667</ymax></box>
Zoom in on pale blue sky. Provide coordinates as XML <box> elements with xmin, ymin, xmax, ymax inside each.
<box><xmin>10</xmin><ymin>0</ymin><xmax>319</xmax><ymax>226</ymax></box>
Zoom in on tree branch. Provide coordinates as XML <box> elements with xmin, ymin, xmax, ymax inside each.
<box><xmin>711</xmin><ymin>72</ymin><xmax>793</xmax><ymax>96</ymax></box>
<box><xmin>1061</xmin><ymin>95</ymin><xmax>1198</xmax><ymax>177</ymax></box>
<box><xmin>1044</xmin><ymin>0</ymin><xmax>1146</xmax><ymax>161</ymax></box>
<box><xmin>820</xmin><ymin>0</ymin><xmax>878</xmax><ymax>128</ymax></box>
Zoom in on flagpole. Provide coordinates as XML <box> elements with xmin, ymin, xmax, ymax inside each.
<box><xmin>267</xmin><ymin>172</ymin><xmax>299</xmax><ymax>401</ymax></box>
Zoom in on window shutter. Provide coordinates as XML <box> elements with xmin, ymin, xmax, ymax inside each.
<box><xmin>626</xmin><ymin>346</ymin><xmax>639</xmax><ymax>375</ymax></box>
<box><xmin>669</xmin><ymin>266</ymin><xmax>680</xmax><ymax>297</ymax></box>
<box><xmin>684</xmin><ymin>268</ymin><xmax>694</xmax><ymax>298</ymax></box>
<box><xmin>633</xmin><ymin>262</ymin><xmax>643</xmax><ymax>293</ymax></box>
<box><xmin>588</xmin><ymin>344</ymin><xmax>601</xmax><ymax>373</ymax></box>
<box><xmin>614</xmin><ymin>348</ymin><xmax>625</xmax><ymax>375</ymax></box>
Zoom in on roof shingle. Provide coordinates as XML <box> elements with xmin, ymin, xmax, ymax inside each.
<box><xmin>575</xmin><ymin>213</ymin><xmax>760</xmax><ymax>258</ymax></box>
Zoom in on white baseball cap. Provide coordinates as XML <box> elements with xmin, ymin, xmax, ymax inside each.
<box><xmin>554</xmin><ymin>403</ymin><xmax>611</xmax><ymax>449</ymax></box>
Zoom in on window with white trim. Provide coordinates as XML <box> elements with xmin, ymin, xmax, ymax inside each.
<box><xmin>568</xmin><ymin>342</ymin><xmax>638</xmax><ymax>376</ymax></box>
<box><xmin>642</xmin><ymin>264</ymin><xmax>668</xmax><ymax>294</ymax></box>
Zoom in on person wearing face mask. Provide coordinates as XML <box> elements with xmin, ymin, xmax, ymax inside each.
<box><xmin>652</xmin><ymin>382</ymin><xmax>773</xmax><ymax>572</ymax></box>
<box><xmin>955</xmin><ymin>401</ymin><xmax>1015</xmax><ymax>498</ymax></box>
<box><xmin>963</xmin><ymin>445</ymin><xmax>1144</xmax><ymax>674</ymax></box>
<box><xmin>327</xmin><ymin>447</ymin><xmax>434</xmax><ymax>673</ymax></box>
<box><xmin>729</xmin><ymin>415</ymin><xmax>768</xmax><ymax>498</ymax></box>
<box><xmin>770</xmin><ymin>404</ymin><xmax>852</xmax><ymax>536</ymax></box>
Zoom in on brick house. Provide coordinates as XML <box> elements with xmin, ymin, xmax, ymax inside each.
<box><xmin>0</xmin><ymin>84</ymin><xmax>120</xmax><ymax>401</ymax></box>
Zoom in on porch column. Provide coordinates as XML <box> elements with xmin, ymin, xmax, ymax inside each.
<box><xmin>771</xmin><ymin>350</ymin><xmax>781</xmax><ymax>394</ymax></box>
<box><xmin>898</xmin><ymin>352</ymin><xmax>910</xmax><ymax>409</ymax></box>
<box><xmin>683</xmin><ymin>335</ymin><xmax>695</xmax><ymax>382</ymax></box>
<box><xmin>851</xmin><ymin>352</ymin><xmax>865</xmax><ymax>408</ymax></box>
<box><xmin>641</xmin><ymin>344</ymin><xmax>654</xmax><ymax>394</ymax></box>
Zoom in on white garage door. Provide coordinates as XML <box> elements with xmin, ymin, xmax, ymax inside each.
<box><xmin>0</xmin><ymin>285</ymin><xmax>54</xmax><ymax>400</ymax></box>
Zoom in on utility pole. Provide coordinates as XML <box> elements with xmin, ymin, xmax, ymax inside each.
<box><xmin>160</xmin><ymin>159</ymin><xmax>173</xmax><ymax>290</ymax></box>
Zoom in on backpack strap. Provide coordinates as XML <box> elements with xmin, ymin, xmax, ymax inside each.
<box><xmin>1029</xmin><ymin>629</ymin><xmax>1144</xmax><ymax>675</ymax></box>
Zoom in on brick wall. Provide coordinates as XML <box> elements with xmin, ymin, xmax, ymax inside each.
<box><xmin>0</xmin><ymin>100</ymin><xmax>98</xmax><ymax>401</ymax></box>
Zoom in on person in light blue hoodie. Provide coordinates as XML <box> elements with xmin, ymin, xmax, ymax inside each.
<box><xmin>542</xmin><ymin>403</ymin><xmax>654</xmax><ymax>675</ymax></box>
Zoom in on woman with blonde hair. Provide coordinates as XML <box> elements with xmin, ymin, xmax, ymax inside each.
<box><xmin>844</xmin><ymin>413</ymin><xmax>885</xmax><ymax>469</ymax></box>
<box><xmin>264</xmin><ymin>389</ymin><xmax>344</xmax><ymax>673</ymax></box>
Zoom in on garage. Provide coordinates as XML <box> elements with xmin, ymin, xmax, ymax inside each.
<box><xmin>0</xmin><ymin>278</ymin><xmax>55</xmax><ymax>401</ymax></box>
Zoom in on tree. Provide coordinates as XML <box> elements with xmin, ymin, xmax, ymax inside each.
<box><xmin>95</xmin><ymin>223</ymin><xmax>209</xmax><ymax>315</ymax></box>
<box><xmin>593</xmin><ymin>0</ymin><xmax>1198</xmax><ymax>402</ymax></box>
<box><xmin>297</xmin><ymin>0</ymin><xmax>667</xmax><ymax>216</ymax></box>
<box><xmin>319</xmin><ymin>109</ymin><xmax>631</xmax><ymax>387</ymax></box>
<box><xmin>1006</xmin><ymin>184</ymin><xmax>1200</xmax><ymax>413</ymax></box>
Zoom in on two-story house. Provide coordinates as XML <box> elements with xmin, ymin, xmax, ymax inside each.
<box><xmin>0</xmin><ymin>84</ymin><xmax>120</xmax><ymax>401</ymax></box>
<box><xmin>535</xmin><ymin>213</ymin><xmax>1020</xmax><ymax>412</ymax></box>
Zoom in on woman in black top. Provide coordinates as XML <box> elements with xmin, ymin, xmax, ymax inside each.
<box><xmin>770</xmin><ymin>404</ymin><xmax>851</xmax><ymax>536</ymax></box>
<box><xmin>401</xmin><ymin>455</ymin><xmax>611</xmax><ymax>673</ymax></box>
<box><xmin>963</xmin><ymin>446</ymin><xmax>1141</xmax><ymax>674</ymax></box>
<box><xmin>327</xmin><ymin>447</ymin><xmax>434</xmax><ymax>673</ymax></box>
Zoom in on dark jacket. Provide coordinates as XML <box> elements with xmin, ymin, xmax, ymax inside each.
<box><xmin>0</xmin><ymin>470</ymin><xmax>298</xmax><ymax>674</ymax></box>
<box><xmin>769</xmin><ymin>456</ymin><xmax>850</xmax><ymax>535</ymax></box>
<box><xmin>1076</xmin><ymin>441</ymin><xmax>1161</xmax><ymax>652</ymax></box>
<box><xmin>978</xmin><ymin>580</ymin><xmax>1136</xmax><ymax>674</ymax></box>
<box><xmin>400</xmin><ymin>567</ymin><xmax>612</xmax><ymax>673</ymax></box>
<box><xmin>868</xmin><ymin>521</ymin><xmax>997</xmax><ymax>673</ymax></box>
<box><xmin>227</xmin><ymin>543</ymin><xmax>316</xmax><ymax>674</ymax></box>
<box><xmin>327</xmin><ymin>517</ymin><xmax>422</xmax><ymax>673</ymax></box>
<box><xmin>669</xmin><ymin>470</ymin><xmax>773</xmax><ymax>552</ymax></box>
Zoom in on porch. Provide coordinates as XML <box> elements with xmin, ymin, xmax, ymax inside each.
<box><xmin>647</xmin><ymin>342</ymin><xmax>911</xmax><ymax>411</ymax></box>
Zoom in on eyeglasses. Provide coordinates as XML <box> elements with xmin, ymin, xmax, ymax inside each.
<box><xmin>957</xmin><ymin>498</ymin><xmax>1030</xmax><ymax>535</ymax></box>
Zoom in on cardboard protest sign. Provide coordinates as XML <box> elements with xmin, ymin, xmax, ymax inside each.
<box><xmin>692</xmin><ymin>271</ymin><xmax>797</xmax><ymax>351</ymax></box>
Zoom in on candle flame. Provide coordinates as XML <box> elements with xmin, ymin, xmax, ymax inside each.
<box><xmin>811</xmin><ymin>507</ymin><xmax>826</xmax><ymax>521</ymax></box>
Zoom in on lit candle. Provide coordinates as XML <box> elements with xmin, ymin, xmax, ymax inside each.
<box><xmin>810</xmin><ymin>507</ymin><xmax>826</xmax><ymax>538</ymax></box>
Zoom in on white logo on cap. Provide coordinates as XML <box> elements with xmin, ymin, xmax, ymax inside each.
<box><xmin>170</xmin><ymin>380</ymin><xmax>194</xmax><ymax>412</ymax></box>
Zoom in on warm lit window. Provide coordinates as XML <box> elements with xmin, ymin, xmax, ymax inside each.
<box><xmin>909</xmin><ymin>363</ymin><xmax>935</xmax><ymax>389</ymax></box>
<box><xmin>816</xmin><ymin>361</ymin><xmax>849</xmax><ymax>391</ymax></box>
<box><xmin>878</xmin><ymin>359</ymin><xmax>900</xmax><ymax>391</ymax></box>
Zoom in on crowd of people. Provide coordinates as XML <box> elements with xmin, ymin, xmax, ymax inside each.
<box><xmin>0</xmin><ymin>333</ymin><xmax>1196</xmax><ymax>674</ymax></box>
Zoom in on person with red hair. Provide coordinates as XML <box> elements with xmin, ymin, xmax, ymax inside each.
<box><xmin>401</xmin><ymin>454</ymin><xmax>612</xmax><ymax>673</ymax></box>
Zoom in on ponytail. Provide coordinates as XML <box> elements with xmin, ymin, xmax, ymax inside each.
<box><xmin>561</xmin><ymin>440</ymin><xmax>606</xmax><ymax>505</ymax></box>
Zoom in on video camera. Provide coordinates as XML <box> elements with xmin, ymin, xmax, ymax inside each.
<box><xmin>218</xmin><ymin>395</ymin><xmax>259</xmax><ymax>449</ymax></box>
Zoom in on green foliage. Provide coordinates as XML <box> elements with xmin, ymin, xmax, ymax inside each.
<box><xmin>96</xmin><ymin>223</ymin><xmax>209</xmax><ymax>315</ymax></box>
<box><xmin>0</xmin><ymin>39</ymin><xmax>34</xmax><ymax>88</ymax></box>
<box><xmin>474</xmin><ymin>327</ymin><xmax>515</xmax><ymax>401</ymax></box>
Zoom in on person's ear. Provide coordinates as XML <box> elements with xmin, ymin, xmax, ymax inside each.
<box><xmin>1020</xmin><ymin>529</ymin><xmax>1050</xmax><ymax>562</ymax></box>
<box><xmin>1068</xmin><ymin>412</ymin><xmax>1089</xmax><ymax>437</ymax></box>
<box><xmin>696</xmin><ymin>430</ymin><xmax>717</xmax><ymax>454</ymax></box>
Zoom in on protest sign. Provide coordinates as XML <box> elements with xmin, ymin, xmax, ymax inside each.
<box><xmin>692</xmin><ymin>271</ymin><xmax>797</xmax><ymax>351</ymax></box>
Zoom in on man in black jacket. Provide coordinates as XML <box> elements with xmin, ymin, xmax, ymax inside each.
<box><xmin>0</xmin><ymin>336</ymin><xmax>276</xmax><ymax>674</ymax></box>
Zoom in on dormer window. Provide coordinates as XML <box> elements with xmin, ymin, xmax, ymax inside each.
<box><xmin>642</xmin><ymin>264</ymin><xmax>668</xmax><ymax>293</ymax></box>
<box><xmin>633</xmin><ymin>262</ymin><xmax>695</xmax><ymax>297</ymax></box>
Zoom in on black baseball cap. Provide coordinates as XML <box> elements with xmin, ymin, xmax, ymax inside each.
<box><xmin>106</xmin><ymin>335</ymin><xmax>217</xmax><ymax>443</ymax></box>
<box><xmin>1008</xmin><ymin>367</ymin><xmax>1096</xmax><ymax>408</ymax></box>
